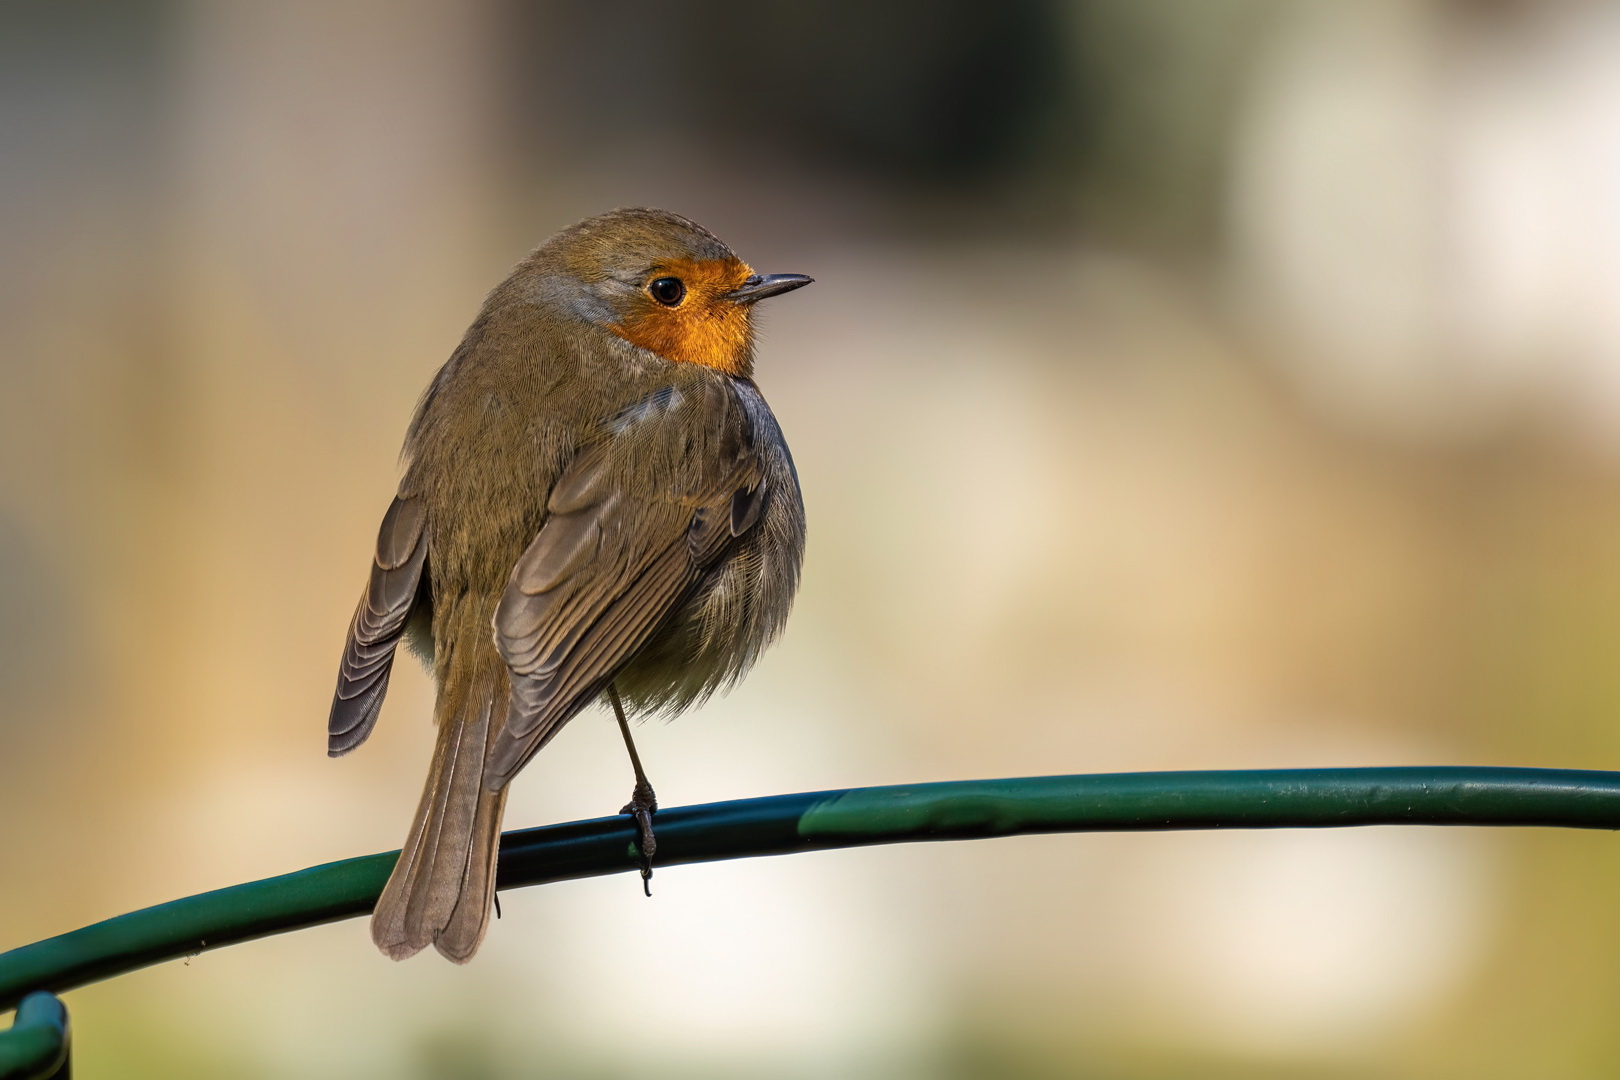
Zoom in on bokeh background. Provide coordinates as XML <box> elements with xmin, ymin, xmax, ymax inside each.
<box><xmin>7</xmin><ymin>1</ymin><xmax>1620</xmax><ymax>1076</ymax></box>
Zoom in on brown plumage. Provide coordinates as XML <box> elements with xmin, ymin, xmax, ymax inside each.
<box><xmin>328</xmin><ymin>208</ymin><xmax>809</xmax><ymax>962</ymax></box>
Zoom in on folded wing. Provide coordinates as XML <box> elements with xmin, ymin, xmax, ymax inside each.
<box><xmin>486</xmin><ymin>414</ymin><xmax>764</xmax><ymax>788</ymax></box>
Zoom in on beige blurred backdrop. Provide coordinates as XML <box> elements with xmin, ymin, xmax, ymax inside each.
<box><xmin>7</xmin><ymin>1</ymin><xmax>1620</xmax><ymax>1077</ymax></box>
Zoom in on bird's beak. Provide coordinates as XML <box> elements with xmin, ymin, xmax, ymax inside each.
<box><xmin>726</xmin><ymin>274</ymin><xmax>814</xmax><ymax>305</ymax></box>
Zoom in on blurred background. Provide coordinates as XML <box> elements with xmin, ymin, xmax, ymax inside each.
<box><xmin>6</xmin><ymin>0</ymin><xmax>1620</xmax><ymax>1076</ymax></box>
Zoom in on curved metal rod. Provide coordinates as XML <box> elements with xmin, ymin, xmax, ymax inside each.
<box><xmin>0</xmin><ymin>992</ymin><xmax>69</xmax><ymax>1080</ymax></box>
<box><xmin>6</xmin><ymin>766</ymin><xmax>1620</xmax><ymax>1013</ymax></box>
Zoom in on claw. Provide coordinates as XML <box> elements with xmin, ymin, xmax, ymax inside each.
<box><xmin>621</xmin><ymin>779</ymin><xmax>658</xmax><ymax>895</ymax></box>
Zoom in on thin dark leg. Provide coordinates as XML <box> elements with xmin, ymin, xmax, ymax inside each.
<box><xmin>608</xmin><ymin>683</ymin><xmax>657</xmax><ymax>895</ymax></box>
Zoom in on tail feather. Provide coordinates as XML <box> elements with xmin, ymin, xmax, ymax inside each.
<box><xmin>436</xmin><ymin>774</ymin><xmax>510</xmax><ymax>962</ymax></box>
<box><xmin>372</xmin><ymin>653</ymin><xmax>509</xmax><ymax>963</ymax></box>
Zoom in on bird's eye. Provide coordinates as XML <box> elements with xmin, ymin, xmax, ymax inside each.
<box><xmin>648</xmin><ymin>277</ymin><xmax>686</xmax><ymax>306</ymax></box>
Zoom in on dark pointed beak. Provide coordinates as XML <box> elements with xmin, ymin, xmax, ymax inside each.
<box><xmin>726</xmin><ymin>273</ymin><xmax>814</xmax><ymax>305</ymax></box>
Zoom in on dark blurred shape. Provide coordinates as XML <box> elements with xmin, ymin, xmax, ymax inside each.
<box><xmin>504</xmin><ymin>1</ymin><xmax>1077</xmax><ymax>184</ymax></box>
<box><xmin>699</xmin><ymin>0</ymin><xmax>1073</xmax><ymax>182</ymax></box>
<box><xmin>501</xmin><ymin>1</ymin><xmax>1276</xmax><ymax>244</ymax></box>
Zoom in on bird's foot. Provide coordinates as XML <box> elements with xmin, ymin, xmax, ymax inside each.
<box><xmin>620</xmin><ymin>779</ymin><xmax>658</xmax><ymax>896</ymax></box>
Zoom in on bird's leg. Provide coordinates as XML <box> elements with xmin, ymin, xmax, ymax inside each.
<box><xmin>608</xmin><ymin>683</ymin><xmax>657</xmax><ymax>895</ymax></box>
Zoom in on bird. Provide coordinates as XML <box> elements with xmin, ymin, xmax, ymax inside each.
<box><xmin>326</xmin><ymin>207</ymin><xmax>810</xmax><ymax>963</ymax></box>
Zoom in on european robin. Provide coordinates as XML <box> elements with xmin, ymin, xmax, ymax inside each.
<box><xmin>327</xmin><ymin>208</ymin><xmax>810</xmax><ymax>962</ymax></box>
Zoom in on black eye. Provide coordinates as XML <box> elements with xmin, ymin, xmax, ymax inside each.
<box><xmin>648</xmin><ymin>277</ymin><xmax>686</xmax><ymax>306</ymax></box>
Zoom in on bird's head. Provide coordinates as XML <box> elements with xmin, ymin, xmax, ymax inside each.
<box><xmin>529</xmin><ymin>207</ymin><xmax>812</xmax><ymax>378</ymax></box>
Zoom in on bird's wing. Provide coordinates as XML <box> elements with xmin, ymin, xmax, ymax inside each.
<box><xmin>485</xmin><ymin>392</ymin><xmax>765</xmax><ymax>788</ymax></box>
<box><xmin>328</xmin><ymin>493</ymin><xmax>429</xmax><ymax>755</ymax></box>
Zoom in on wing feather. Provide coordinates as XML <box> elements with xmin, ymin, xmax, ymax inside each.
<box><xmin>328</xmin><ymin>494</ymin><xmax>428</xmax><ymax>755</ymax></box>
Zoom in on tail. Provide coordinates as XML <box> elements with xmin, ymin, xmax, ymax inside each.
<box><xmin>371</xmin><ymin>648</ymin><xmax>510</xmax><ymax>963</ymax></box>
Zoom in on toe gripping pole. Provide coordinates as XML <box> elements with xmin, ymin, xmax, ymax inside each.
<box><xmin>7</xmin><ymin>765</ymin><xmax>1620</xmax><ymax>1052</ymax></box>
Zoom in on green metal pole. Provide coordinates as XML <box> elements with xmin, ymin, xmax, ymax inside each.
<box><xmin>5</xmin><ymin>766</ymin><xmax>1620</xmax><ymax>1015</ymax></box>
<box><xmin>0</xmin><ymin>993</ymin><xmax>69</xmax><ymax>1080</ymax></box>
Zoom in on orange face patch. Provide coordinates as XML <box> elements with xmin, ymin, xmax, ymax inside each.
<box><xmin>609</xmin><ymin>257</ymin><xmax>758</xmax><ymax>377</ymax></box>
